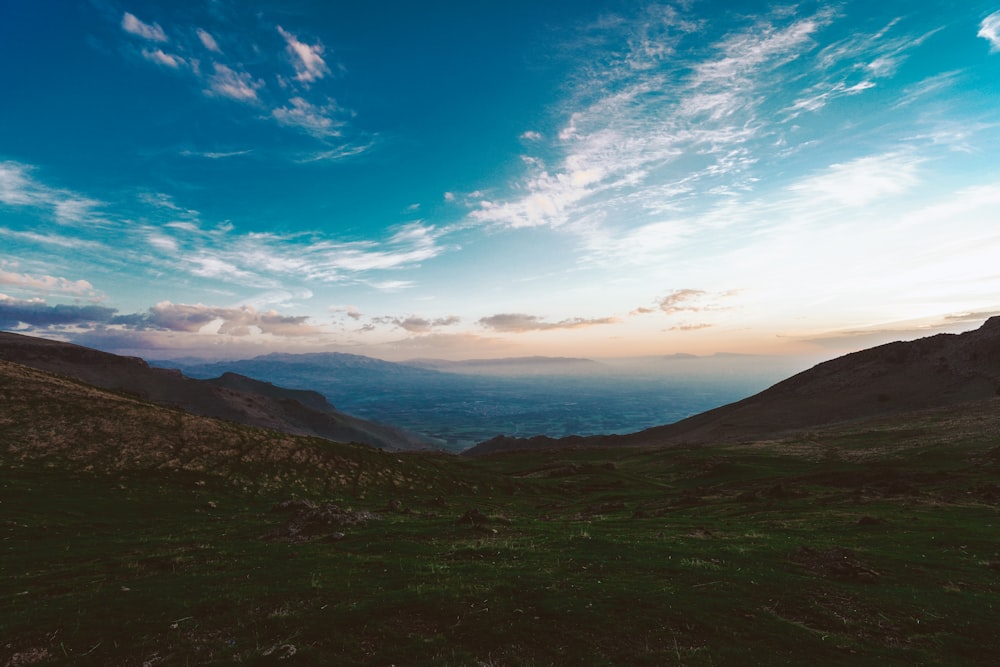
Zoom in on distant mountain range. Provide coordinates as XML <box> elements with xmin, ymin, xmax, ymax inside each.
<box><xmin>465</xmin><ymin>316</ymin><xmax>1000</xmax><ymax>455</ymax></box>
<box><xmin>154</xmin><ymin>351</ymin><xmax>760</xmax><ymax>450</ymax></box>
<box><xmin>402</xmin><ymin>356</ymin><xmax>605</xmax><ymax>376</ymax></box>
<box><xmin>5</xmin><ymin>317</ymin><xmax>998</xmax><ymax>459</ymax></box>
<box><xmin>0</xmin><ymin>332</ymin><xmax>434</xmax><ymax>451</ymax></box>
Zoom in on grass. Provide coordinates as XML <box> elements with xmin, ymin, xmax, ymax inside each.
<box><xmin>3</xmin><ymin>417</ymin><xmax>1000</xmax><ymax>666</ymax></box>
<box><xmin>2</xmin><ymin>364</ymin><xmax>999</xmax><ymax>664</ymax></box>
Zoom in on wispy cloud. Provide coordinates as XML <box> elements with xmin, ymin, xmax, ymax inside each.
<box><xmin>657</xmin><ymin>289</ymin><xmax>708</xmax><ymax>314</ymax></box>
<box><xmin>206</xmin><ymin>63</ymin><xmax>263</xmax><ymax>102</ymax></box>
<box><xmin>0</xmin><ymin>269</ymin><xmax>100</xmax><ymax>298</ymax></box>
<box><xmin>121</xmin><ymin>12</ymin><xmax>167</xmax><ymax>42</ymax></box>
<box><xmin>277</xmin><ymin>26</ymin><xmax>332</xmax><ymax>84</ymax></box>
<box><xmin>271</xmin><ymin>97</ymin><xmax>346</xmax><ymax>137</ymax></box>
<box><xmin>786</xmin><ymin>152</ymin><xmax>922</xmax><ymax>207</ymax></box>
<box><xmin>0</xmin><ymin>161</ymin><xmax>103</xmax><ymax>225</ymax></box>
<box><xmin>467</xmin><ymin>5</ymin><xmax>835</xmax><ymax>233</ymax></box>
<box><xmin>979</xmin><ymin>11</ymin><xmax>1000</xmax><ymax>52</ymax></box>
<box><xmin>478</xmin><ymin>313</ymin><xmax>618</xmax><ymax>333</ymax></box>
<box><xmin>179</xmin><ymin>148</ymin><xmax>254</xmax><ymax>159</ymax></box>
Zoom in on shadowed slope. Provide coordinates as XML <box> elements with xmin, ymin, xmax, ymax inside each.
<box><xmin>0</xmin><ymin>331</ymin><xmax>434</xmax><ymax>451</ymax></box>
<box><xmin>467</xmin><ymin>316</ymin><xmax>1000</xmax><ymax>455</ymax></box>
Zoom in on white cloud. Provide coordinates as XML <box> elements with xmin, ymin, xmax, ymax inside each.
<box><xmin>979</xmin><ymin>11</ymin><xmax>1000</xmax><ymax>51</ymax></box>
<box><xmin>0</xmin><ymin>161</ymin><xmax>103</xmax><ymax>224</ymax></box>
<box><xmin>271</xmin><ymin>97</ymin><xmax>344</xmax><ymax>137</ymax></box>
<box><xmin>787</xmin><ymin>152</ymin><xmax>923</xmax><ymax>207</ymax></box>
<box><xmin>277</xmin><ymin>26</ymin><xmax>331</xmax><ymax>84</ymax></box>
<box><xmin>468</xmin><ymin>7</ymin><xmax>834</xmax><ymax>233</ymax></box>
<box><xmin>206</xmin><ymin>63</ymin><xmax>263</xmax><ymax>102</ymax></box>
<box><xmin>520</xmin><ymin>131</ymin><xmax>543</xmax><ymax>141</ymax></box>
<box><xmin>196</xmin><ymin>28</ymin><xmax>221</xmax><ymax>53</ymax></box>
<box><xmin>366</xmin><ymin>280</ymin><xmax>415</xmax><ymax>292</ymax></box>
<box><xmin>0</xmin><ymin>269</ymin><xmax>98</xmax><ymax>298</ymax></box>
<box><xmin>142</xmin><ymin>48</ymin><xmax>184</xmax><ymax>69</ymax></box>
<box><xmin>121</xmin><ymin>12</ymin><xmax>167</xmax><ymax>42</ymax></box>
<box><xmin>787</xmin><ymin>80</ymin><xmax>875</xmax><ymax>115</ymax></box>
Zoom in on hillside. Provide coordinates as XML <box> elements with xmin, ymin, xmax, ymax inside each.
<box><xmin>4</xmin><ymin>355</ymin><xmax>1000</xmax><ymax>664</ymax></box>
<box><xmin>0</xmin><ymin>331</ymin><xmax>434</xmax><ymax>451</ymax></box>
<box><xmin>466</xmin><ymin>316</ymin><xmax>1000</xmax><ymax>455</ymax></box>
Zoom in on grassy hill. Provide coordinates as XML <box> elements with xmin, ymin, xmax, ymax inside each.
<box><xmin>3</xmin><ymin>357</ymin><xmax>1000</xmax><ymax>664</ymax></box>
<box><xmin>0</xmin><ymin>332</ymin><xmax>435</xmax><ymax>452</ymax></box>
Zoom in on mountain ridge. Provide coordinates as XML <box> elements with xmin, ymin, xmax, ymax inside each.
<box><xmin>0</xmin><ymin>331</ymin><xmax>434</xmax><ymax>451</ymax></box>
<box><xmin>464</xmin><ymin>316</ymin><xmax>1000</xmax><ymax>455</ymax></box>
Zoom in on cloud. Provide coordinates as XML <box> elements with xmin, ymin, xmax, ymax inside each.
<box><xmin>142</xmin><ymin>301</ymin><xmax>318</xmax><ymax>337</ymax></box>
<box><xmin>0</xmin><ymin>295</ymin><xmax>117</xmax><ymax>327</ymax></box>
<box><xmin>979</xmin><ymin>11</ymin><xmax>1000</xmax><ymax>52</ymax></box>
<box><xmin>330</xmin><ymin>305</ymin><xmax>363</xmax><ymax>320</ymax></box>
<box><xmin>196</xmin><ymin>28</ymin><xmax>221</xmax><ymax>53</ymax></box>
<box><xmin>658</xmin><ymin>289</ymin><xmax>708</xmax><ymax>314</ymax></box>
<box><xmin>0</xmin><ymin>294</ymin><xmax>321</xmax><ymax>343</ymax></box>
<box><xmin>121</xmin><ymin>12</ymin><xmax>167</xmax><ymax>42</ymax></box>
<box><xmin>140</xmin><ymin>220</ymin><xmax>445</xmax><ymax>288</ymax></box>
<box><xmin>478</xmin><ymin>313</ymin><xmax>618</xmax><ymax>333</ymax></box>
<box><xmin>467</xmin><ymin>6</ymin><xmax>834</xmax><ymax>233</ymax></box>
<box><xmin>520</xmin><ymin>131</ymin><xmax>543</xmax><ymax>141</ymax></box>
<box><xmin>110</xmin><ymin>12</ymin><xmax>365</xmax><ymax>157</ymax></box>
<box><xmin>373</xmin><ymin>315</ymin><xmax>462</xmax><ymax>334</ymax></box>
<box><xmin>271</xmin><ymin>97</ymin><xmax>345</xmax><ymax>137</ymax></box>
<box><xmin>0</xmin><ymin>161</ymin><xmax>103</xmax><ymax>224</ymax></box>
<box><xmin>277</xmin><ymin>26</ymin><xmax>331</xmax><ymax>84</ymax></box>
<box><xmin>179</xmin><ymin>148</ymin><xmax>254</xmax><ymax>159</ymax></box>
<box><xmin>0</xmin><ymin>269</ymin><xmax>99</xmax><ymax>298</ymax></box>
<box><xmin>787</xmin><ymin>152</ymin><xmax>922</xmax><ymax>207</ymax></box>
<box><xmin>142</xmin><ymin>48</ymin><xmax>184</xmax><ymax>69</ymax></box>
<box><xmin>669</xmin><ymin>323</ymin><xmax>714</xmax><ymax>331</ymax></box>
<box><xmin>206</xmin><ymin>63</ymin><xmax>263</xmax><ymax>102</ymax></box>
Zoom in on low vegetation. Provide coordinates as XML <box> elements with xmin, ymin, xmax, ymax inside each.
<box><xmin>3</xmin><ymin>362</ymin><xmax>999</xmax><ymax>665</ymax></box>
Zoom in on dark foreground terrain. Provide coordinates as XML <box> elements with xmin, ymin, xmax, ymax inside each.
<box><xmin>2</xmin><ymin>358</ymin><xmax>1000</xmax><ymax>665</ymax></box>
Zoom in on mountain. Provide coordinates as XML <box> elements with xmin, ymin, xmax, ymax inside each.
<box><xmin>465</xmin><ymin>316</ymin><xmax>1000</xmax><ymax>455</ymax></box>
<box><xmin>156</xmin><ymin>352</ymin><xmax>761</xmax><ymax>451</ymax></box>
<box><xmin>402</xmin><ymin>356</ymin><xmax>605</xmax><ymax>376</ymax></box>
<box><xmin>0</xmin><ymin>332</ymin><xmax>435</xmax><ymax>451</ymax></box>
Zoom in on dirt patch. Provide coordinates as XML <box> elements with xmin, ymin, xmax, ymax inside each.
<box><xmin>790</xmin><ymin>546</ymin><xmax>880</xmax><ymax>582</ymax></box>
<box><xmin>264</xmin><ymin>501</ymin><xmax>378</xmax><ymax>541</ymax></box>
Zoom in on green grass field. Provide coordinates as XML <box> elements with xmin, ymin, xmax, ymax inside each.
<box><xmin>4</xmin><ymin>403</ymin><xmax>1000</xmax><ymax>666</ymax></box>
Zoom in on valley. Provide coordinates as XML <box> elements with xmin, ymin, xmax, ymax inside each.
<box><xmin>2</xmin><ymin>321</ymin><xmax>999</xmax><ymax>665</ymax></box>
<box><xmin>159</xmin><ymin>354</ymin><xmax>801</xmax><ymax>452</ymax></box>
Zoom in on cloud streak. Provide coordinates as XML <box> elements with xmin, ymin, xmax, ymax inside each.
<box><xmin>478</xmin><ymin>313</ymin><xmax>618</xmax><ymax>333</ymax></box>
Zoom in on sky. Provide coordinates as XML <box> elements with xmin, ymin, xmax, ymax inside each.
<box><xmin>2</xmin><ymin>0</ymin><xmax>1000</xmax><ymax>362</ymax></box>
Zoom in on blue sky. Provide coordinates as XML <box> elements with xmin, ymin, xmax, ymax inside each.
<box><xmin>2</xmin><ymin>0</ymin><xmax>1000</xmax><ymax>361</ymax></box>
